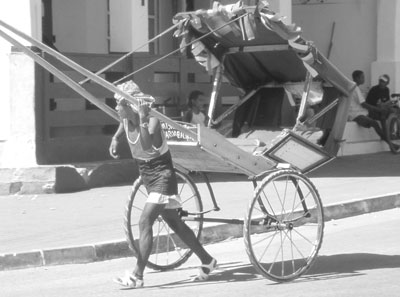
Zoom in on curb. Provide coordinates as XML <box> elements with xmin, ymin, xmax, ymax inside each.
<box><xmin>0</xmin><ymin>241</ymin><xmax>133</xmax><ymax>271</ymax></box>
<box><xmin>1</xmin><ymin>193</ymin><xmax>399</xmax><ymax>271</ymax></box>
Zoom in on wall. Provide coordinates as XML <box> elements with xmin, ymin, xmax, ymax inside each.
<box><xmin>33</xmin><ymin>53</ymin><xmax>238</xmax><ymax>164</ymax></box>
<box><xmin>372</xmin><ymin>0</ymin><xmax>400</xmax><ymax>94</ymax></box>
<box><xmin>109</xmin><ymin>0</ymin><xmax>148</xmax><ymax>53</ymax></box>
<box><xmin>0</xmin><ymin>32</ymin><xmax>11</xmax><ymax>142</ymax></box>
<box><xmin>50</xmin><ymin>0</ymin><xmax>147</xmax><ymax>118</ymax></box>
<box><xmin>0</xmin><ymin>0</ymin><xmax>42</xmax><ymax>167</ymax></box>
<box><xmin>0</xmin><ymin>0</ymin><xmax>41</xmax><ymax>141</ymax></box>
<box><xmin>292</xmin><ymin>0</ymin><xmax>377</xmax><ymax>91</ymax></box>
<box><xmin>52</xmin><ymin>0</ymin><xmax>108</xmax><ymax>53</ymax></box>
<box><xmin>1</xmin><ymin>0</ymin><xmax>396</xmax><ymax>166</ymax></box>
<box><xmin>158</xmin><ymin>1</ymin><xmax>176</xmax><ymax>55</ymax></box>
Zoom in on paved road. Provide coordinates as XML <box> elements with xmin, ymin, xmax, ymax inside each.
<box><xmin>0</xmin><ymin>152</ymin><xmax>399</xmax><ymax>270</ymax></box>
<box><xmin>0</xmin><ymin>208</ymin><xmax>399</xmax><ymax>297</ymax></box>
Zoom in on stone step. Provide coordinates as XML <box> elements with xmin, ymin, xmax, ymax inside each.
<box><xmin>0</xmin><ymin>160</ymin><xmax>138</xmax><ymax>195</ymax></box>
<box><xmin>339</xmin><ymin>122</ymin><xmax>390</xmax><ymax>156</ymax></box>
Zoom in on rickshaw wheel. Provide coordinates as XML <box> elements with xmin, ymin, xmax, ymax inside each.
<box><xmin>244</xmin><ymin>169</ymin><xmax>324</xmax><ymax>282</ymax></box>
<box><xmin>124</xmin><ymin>168</ymin><xmax>203</xmax><ymax>271</ymax></box>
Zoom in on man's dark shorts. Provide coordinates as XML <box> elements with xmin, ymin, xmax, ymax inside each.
<box><xmin>137</xmin><ymin>150</ymin><xmax>178</xmax><ymax>196</ymax></box>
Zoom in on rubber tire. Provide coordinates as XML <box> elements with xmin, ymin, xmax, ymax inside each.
<box><xmin>244</xmin><ymin>169</ymin><xmax>324</xmax><ymax>282</ymax></box>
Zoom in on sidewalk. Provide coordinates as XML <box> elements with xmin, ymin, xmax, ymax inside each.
<box><xmin>1</xmin><ymin>152</ymin><xmax>400</xmax><ymax>271</ymax></box>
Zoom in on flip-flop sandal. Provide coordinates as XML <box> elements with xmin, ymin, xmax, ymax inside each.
<box><xmin>193</xmin><ymin>258</ymin><xmax>218</xmax><ymax>281</ymax></box>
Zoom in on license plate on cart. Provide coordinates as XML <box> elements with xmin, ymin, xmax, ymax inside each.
<box><xmin>263</xmin><ymin>130</ymin><xmax>333</xmax><ymax>173</ymax></box>
<box><xmin>162</xmin><ymin>121</ymin><xmax>198</xmax><ymax>143</ymax></box>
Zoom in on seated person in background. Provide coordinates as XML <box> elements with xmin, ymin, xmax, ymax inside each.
<box><xmin>182</xmin><ymin>90</ymin><xmax>208</xmax><ymax>126</ymax></box>
<box><xmin>366</xmin><ymin>74</ymin><xmax>391</xmax><ymax>107</ymax></box>
<box><xmin>349</xmin><ymin>70</ymin><xmax>399</xmax><ymax>152</ymax></box>
<box><xmin>366</xmin><ymin>74</ymin><xmax>392</xmax><ymax>123</ymax></box>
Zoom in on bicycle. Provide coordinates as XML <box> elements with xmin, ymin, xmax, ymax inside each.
<box><xmin>385</xmin><ymin>93</ymin><xmax>400</xmax><ymax>151</ymax></box>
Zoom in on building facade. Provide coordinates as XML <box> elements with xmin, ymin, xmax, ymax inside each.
<box><xmin>0</xmin><ymin>0</ymin><xmax>399</xmax><ymax>167</ymax></box>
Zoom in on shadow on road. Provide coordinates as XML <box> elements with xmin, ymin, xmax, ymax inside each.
<box><xmin>145</xmin><ymin>254</ymin><xmax>400</xmax><ymax>289</ymax></box>
<box><xmin>142</xmin><ymin>261</ymin><xmax>260</xmax><ymax>290</ymax></box>
<box><xmin>308</xmin><ymin>253</ymin><xmax>400</xmax><ymax>275</ymax></box>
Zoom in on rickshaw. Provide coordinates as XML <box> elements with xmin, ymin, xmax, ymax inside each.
<box><xmin>0</xmin><ymin>1</ymin><xmax>357</xmax><ymax>282</ymax></box>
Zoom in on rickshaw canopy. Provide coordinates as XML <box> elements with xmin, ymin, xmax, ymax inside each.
<box><xmin>173</xmin><ymin>1</ymin><xmax>355</xmax><ymax>96</ymax></box>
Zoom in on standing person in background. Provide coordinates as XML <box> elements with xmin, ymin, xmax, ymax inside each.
<box><xmin>110</xmin><ymin>81</ymin><xmax>217</xmax><ymax>289</ymax></box>
<box><xmin>182</xmin><ymin>90</ymin><xmax>208</xmax><ymax>126</ymax></box>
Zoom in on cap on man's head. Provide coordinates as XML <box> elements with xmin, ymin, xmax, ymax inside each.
<box><xmin>117</xmin><ymin>80</ymin><xmax>142</xmax><ymax>95</ymax></box>
<box><xmin>379</xmin><ymin>74</ymin><xmax>390</xmax><ymax>83</ymax></box>
<box><xmin>114</xmin><ymin>80</ymin><xmax>155</xmax><ymax>109</ymax></box>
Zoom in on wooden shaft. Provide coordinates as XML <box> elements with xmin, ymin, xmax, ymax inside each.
<box><xmin>207</xmin><ymin>65</ymin><xmax>223</xmax><ymax>127</ymax></box>
<box><xmin>79</xmin><ymin>21</ymin><xmax>183</xmax><ymax>85</ymax></box>
<box><xmin>212</xmin><ymin>88</ymin><xmax>257</xmax><ymax>125</ymax></box>
<box><xmin>296</xmin><ymin>71</ymin><xmax>312</xmax><ymax>124</ymax></box>
<box><xmin>0</xmin><ymin>19</ymin><xmax>198</xmax><ymax>140</ymax></box>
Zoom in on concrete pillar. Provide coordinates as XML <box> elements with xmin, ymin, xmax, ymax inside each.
<box><xmin>0</xmin><ymin>0</ymin><xmax>42</xmax><ymax>167</ymax></box>
<box><xmin>371</xmin><ymin>0</ymin><xmax>400</xmax><ymax>93</ymax></box>
<box><xmin>0</xmin><ymin>51</ymin><xmax>39</xmax><ymax>167</ymax></box>
<box><xmin>158</xmin><ymin>1</ymin><xmax>175</xmax><ymax>55</ymax></box>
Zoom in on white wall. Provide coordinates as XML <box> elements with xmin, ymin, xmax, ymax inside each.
<box><xmin>109</xmin><ymin>0</ymin><xmax>132</xmax><ymax>52</ymax></box>
<box><xmin>0</xmin><ymin>30</ymin><xmax>11</xmax><ymax>141</ymax></box>
<box><xmin>293</xmin><ymin>0</ymin><xmax>377</xmax><ymax>90</ymax></box>
<box><xmin>52</xmin><ymin>0</ymin><xmax>108</xmax><ymax>53</ymax></box>
<box><xmin>131</xmin><ymin>1</ymin><xmax>149</xmax><ymax>52</ymax></box>
<box><xmin>0</xmin><ymin>0</ymin><xmax>41</xmax><ymax>141</ymax></box>
<box><xmin>109</xmin><ymin>0</ymin><xmax>148</xmax><ymax>53</ymax></box>
<box><xmin>372</xmin><ymin>0</ymin><xmax>400</xmax><ymax>94</ymax></box>
<box><xmin>52</xmin><ymin>0</ymin><xmax>148</xmax><ymax>54</ymax></box>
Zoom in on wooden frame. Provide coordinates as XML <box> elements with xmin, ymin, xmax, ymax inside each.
<box><xmin>263</xmin><ymin>130</ymin><xmax>333</xmax><ymax>173</ymax></box>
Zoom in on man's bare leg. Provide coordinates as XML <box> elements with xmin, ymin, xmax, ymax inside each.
<box><xmin>162</xmin><ymin>208</ymin><xmax>214</xmax><ymax>266</ymax></box>
<box><xmin>133</xmin><ymin>203</ymin><xmax>166</xmax><ymax>278</ymax></box>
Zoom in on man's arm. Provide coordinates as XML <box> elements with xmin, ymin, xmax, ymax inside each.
<box><xmin>112</xmin><ymin>122</ymin><xmax>125</xmax><ymax>140</ymax></box>
<box><xmin>182</xmin><ymin>109</ymin><xmax>192</xmax><ymax>123</ymax></box>
<box><xmin>109</xmin><ymin>122</ymin><xmax>125</xmax><ymax>159</ymax></box>
<box><xmin>365</xmin><ymin>87</ymin><xmax>375</xmax><ymax>106</ymax></box>
<box><xmin>361</xmin><ymin>101</ymin><xmax>381</xmax><ymax>113</ymax></box>
<box><xmin>137</xmin><ymin>99</ymin><xmax>163</xmax><ymax>153</ymax></box>
<box><xmin>139</xmin><ymin>116</ymin><xmax>162</xmax><ymax>152</ymax></box>
<box><xmin>383</xmin><ymin>87</ymin><xmax>391</xmax><ymax>102</ymax></box>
